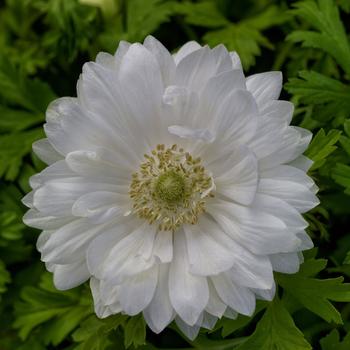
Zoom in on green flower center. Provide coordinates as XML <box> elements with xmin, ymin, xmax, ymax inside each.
<box><xmin>154</xmin><ymin>170</ymin><xmax>186</xmax><ymax>203</ymax></box>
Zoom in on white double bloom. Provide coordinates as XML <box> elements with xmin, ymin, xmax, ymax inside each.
<box><xmin>23</xmin><ymin>36</ymin><xmax>319</xmax><ymax>339</ymax></box>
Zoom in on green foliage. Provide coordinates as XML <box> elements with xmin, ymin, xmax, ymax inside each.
<box><xmin>0</xmin><ymin>55</ymin><xmax>55</xmax><ymax>180</ymax></box>
<box><xmin>72</xmin><ymin>311</ymin><xmax>146</xmax><ymax>349</ymax></box>
<box><xmin>126</xmin><ymin>0</ymin><xmax>175</xmax><ymax>42</ymax></box>
<box><xmin>332</xmin><ymin>163</ymin><xmax>350</xmax><ymax>194</ymax></box>
<box><xmin>13</xmin><ymin>273</ymin><xmax>92</xmax><ymax>345</ymax></box>
<box><xmin>0</xmin><ymin>0</ymin><xmax>350</xmax><ymax>349</ymax></box>
<box><xmin>236</xmin><ymin>298</ymin><xmax>311</xmax><ymax>350</ymax></box>
<box><xmin>286</xmin><ymin>71</ymin><xmax>350</xmax><ymax>124</ymax></box>
<box><xmin>320</xmin><ymin>329</ymin><xmax>350</xmax><ymax>350</ymax></box>
<box><xmin>0</xmin><ymin>259</ymin><xmax>10</xmax><ymax>298</ymax></box>
<box><xmin>179</xmin><ymin>2</ymin><xmax>289</xmax><ymax>69</ymax></box>
<box><xmin>277</xmin><ymin>258</ymin><xmax>350</xmax><ymax>324</ymax></box>
<box><xmin>288</xmin><ymin>0</ymin><xmax>350</xmax><ymax>75</ymax></box>
<box><xmin>304</xmin><ymin>129</ymin><xmax>341</xmax><ymax>170</ymax></box>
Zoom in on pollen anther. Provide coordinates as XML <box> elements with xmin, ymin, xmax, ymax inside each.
<box><xmin>129</xmin><ymin>144</ymin><xmax>213</xmax><ymax>231</ymax></box>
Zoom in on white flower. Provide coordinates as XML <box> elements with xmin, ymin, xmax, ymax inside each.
<box><xmin>23</xmin><ymin>36</ymin><xmax>319</xmax><ymax>339</ymax></box>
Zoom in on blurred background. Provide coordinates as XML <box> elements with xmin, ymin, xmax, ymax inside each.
<box><xmin>0</xmin><ymin>0</ymin><xmax>350</xmax><ymax>349</ymax></box>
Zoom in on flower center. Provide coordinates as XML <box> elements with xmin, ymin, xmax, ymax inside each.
<box><xmin>154</xmin><ymin>170</ymin><xmax>186</xmax><ymax>203</ymax></box>
<box><xmin>129</xmin><ymin>144</ymin><xmax>214</xmax><ymax>232</ymax></box>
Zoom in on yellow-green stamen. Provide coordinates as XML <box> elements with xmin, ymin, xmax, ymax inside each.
<box><xmin>129</xmin><ymin>144</ymin><xmax>214</xmax><ymax>232</ymax></box>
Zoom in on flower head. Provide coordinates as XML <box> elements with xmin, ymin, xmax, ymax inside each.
<box><xmin>23</xmin><ymin>36</ymin><xmax>319</xmax><ymax>339</ymax></box>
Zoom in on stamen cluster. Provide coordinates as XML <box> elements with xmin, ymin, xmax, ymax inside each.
<box><xmin>129</xmin><ymin>144</ymin><xmax>213</xmax><ymax>231</ymax></box>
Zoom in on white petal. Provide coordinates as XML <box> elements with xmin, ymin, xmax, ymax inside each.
<box><xmin>22</xmin><ymin>190</ymin><xmax>34</xmax><ymax>208</ymax></box>
<box><xmin>99</xmin><ymin>279</ymin><xmax>120</xmax><ymax>305</ymax></box>
<box><xmin>72</xmin><ymin>191</ymin><xmax>129</xmax><ymax>224</ymax></box>
<box><xmin>206</xmin><ymin>202</ymin><xmax>300</xmax><ymax>254</ymax></box>
<box><xmin>99</xmin><ymin>223</ymin><xmax>157</xmax><ymax>283</ymax></box>
<box><xmin>95</xmin><ymin>52</ymin><xmax>116</xmax><ymax>69</ymax></box>
<box><xmin>152</xmin><ymin>230</ymin><xmax>173</xmax><ymax>263</ymax></box>
<box><xmin>90</xmin><ymin>278</ymin><xmax>113</xmax><ymax>318</ymax></box>
<box><xmin>270</xmin><ymin>252</ymin><xmax>301</xmax><ymax>274</ymax></box>
<box><xmin>33</xmin><ymin>177</ymin><xmax>121</xmax><ymax>217</ymax></box>
<box><xmin>52</xmin><ymin>260</ymin><xmax>90</xmax><ymax>290</ymax></box>
<box><xmin>259</xmin><ymin>166</ymin><xmax>319</xmax><ymax>213</ymax></box>
<box><xmin>44</xmin><ymin>97</ymin><xmax>99</xmax><ymax>155</ymax></box>
<box><xmin>24</xmin><ymin>209</ymin><xmax>73</xmax><ymax>230</ymax></box>
<box><xmin>174</xmin><ymin>41</ymin><xmax>202</xmax><ymax>65</ymax></box>
<box><xmin>289</xmin><ymin>155</ymin><xmax>313</xmax><ymax>172</ymax></box>
<box><xmin>223</xmin><ymin>308</ymin><xmax>238</xmax><ymax>319</ymax></box>
<box><xmin>253</xmin><ymin>194</ymin><xmax>309</xmax><ymax>230</ymax></box>
<box><xmin>77</xmin><ymin>61</ymin><xmax>150</xmax><ymax>159</ymax></box>
<box><xmin>118</xmin><ymin>265</ymin><xmax>158</xmax><ymax>315</ymax></box>
<box><xmin>211</xmin><ymin>274</ymin><xmax>255</xmax><ymax>316</ymax></box>
<box><xmin>209</xmin><ymin>146</ymin><xmax>258</xmax><ymax>205</ymax></box>
<box><xmin>162</xmin><ymin>85</ymin><xmax>199</xmax><ymax>127</ymax></box>
<box><xmin>230</xmin><ymin>52</ymin><xmax>242</xmax><ymax>70</ymax></box>
<box><xmin>200</xmin><ymin>312</ymin><xmax>218</xmax><ymax>330</ymax></box>
<box><xmin>33</xmin><ymin>138</ymin><xmax>62</xmax><ymax>164</ymax></box>
<box><xmin>259</xmin><ymin>127</ymin><xmax>312</xmax><ymax>169</ymax></box>
<box><xmin>143</xmin><ymin>264</ymin><xmax>174</xmax><ymax>333</ymax></box>
<box><xmin>144</xmin><ymin>35</ymin><xmax>176</xmax><ymax>86</ymax></box>
<box><xmin>247</xmin><ymin>101</ymin><xmax>294</xmax><ymax>160</ymax></box>
<box><xmin>246</xmin><ymin>71</ymin><xmax>282</xmax><ymax>108</ymax></box>
<box><xmin>261</xmin><ymin>100</ymin><xmax>294</xmax><ymax>124</ymax></box>
<box><xmin>169</xmin><ymin>230</ymin><xmax>209</xmax><ymax>325</ymax></box>
<box><xmin>225</xmin><ymin>252</ymin><xmax>274</xmax><ymax>290</ymax></box>
<box><xmin>175</xmin><ymin>317</ymin><xmax>201</xmax><ymax>340</ymax></box>
<box><xmin>168</xmin><ymin>125</ymin><xmax>215</xmax><ymax>143</ymax></box>
<box><xmin>253</xmin><ymin>281</ymin><xmax>276</xmax><ymax>301</ymax></box>
<box><xmin>37</xmin><ymin>230</ymin><xmax>53</xmax><ymax>251</ymax></box>
<box><xmin>175</xmin><ymin>47</ymin><xmax>224</xmax><ymax>92</ymax></box>
<box><xmin>29</xmin><ymin>160</ymin><xmax>73</xmax><ymax>190</ymax></box>
<box><xmin>205</xmin><ymin>280</ymin><xmax>227</xmax><ymax>318</ymax></box>
<box><xmin>114</xmin><ymin>40</ymin><xmax>131</xmax><ymax>65</ymax></box>
<box><xmin>297</xmin><ymin>231</ymin><xmax>314</xmax><ymax>250</ymax></box>
<box><xmin>194</xmin><ymin>69</ymin><xmax>246</xmax><ymax>127</ymax></box>
<box><xmin>39</xmin><ymin>218</ymin><xmax>109</xmax><ymax>264</ymax></box>
<box><xmin>66</xmin><ymin>148</ymin><xmax>133</xmax><ymax>181</ymax></box>
<box><xmin>183</xmin><ymin>219</ymin><xmax>235</xmax><ymax>276</ymax></box>
<box><xmin>211</xmin><ymin>44</ymin><xmax>235</xmax><ymax>73</ymax></box>
<box><xmin>86</xmin><ymin>218</ymin><xmax>134</xmax><ymax>276</ymax></box>
<box><xmin>118</xmin><ymin>43</ymin><xmax>164</xmax><ymax>143</ymax></box>
<box><xmin>213</xmin><ymin>89</ymin><xmax>258</xmax><ymax>147</ymax></box>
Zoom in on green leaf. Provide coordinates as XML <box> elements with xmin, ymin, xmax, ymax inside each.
<box><xmin>13</xmin><ymin>273</ymin><xmax>92</xmax><ymax>345</ymax></box>
<box><xmin>332</xmin><ymin>163</ymin><xmax>350</xmax><ymax>194</ymax></box>
<box><xmin>0</xmin><ymin>55</ymin><xmax>56</xmax><ymax>113</ymax></box>
<box><xmin>286</xmin><ymin>71</ymin><xmax>350</xmax><ymax>109</ymax></box>
<box><xmin>72</xmin><ymin>314</ymin><xmax>128</xmax><ymax>350</ymax></box>
<box><xmin>203</xmin><ymin>5</ymin><xmax>289</xmax><ymax>69</ymax></box>
<box><xmin>0</xmin><ymin>128</ymin><xmax>44</xmax><ymax>180</ymax></box>
<box><xmin>124</xmin><ymin>314</ymin><xmax>146</xmax><ymax>349</ymax></box>
<box><xmin>304</xmin><ymin>128</ymin><xmax>341</xmax><ymax>170</ymax></box>
<box><xmin>343</xmin><ymin>251</ymin><xmax>350</xmax><ymax>265</ymax></box>
<box><xmin>287</xmin><ymin>0</ymin><xmax>350</xmax><ymax>75</ymax></box>
<box><xmin>126</xmin><ymin>0</ymin><xmax>175</xmax><ymax>41</ymax></box>
<box><xmin>338</xmin><ymin>0</ymin><xmax>350</xmax><ymax>12</ymax></box>
<box><xmin>0</xmin><ymin>259</ymin><xmax>11</xmax><ymax>298</ymax></box>
<box><xmin>344</xmin><ymin>120</ymin><xmax>350</xmax><ymax>136</ymax></box>
<box><xmin>176</xmin><ymin>1</ymin><xmax>229</xmax><ymax>28</ymax></box>
<box><xmin>0</xmin><ymin>106</ymin><xmax>43</xmax><ymax>132</ymax></box>
<box><xmin>236</xmin><ymin>297</ymin><xmax>311</xmax><ymax>350</ymax></box>
<box><xmin>276</xmin><ymin>259</ymin><xmax>350</xmax><ymax>324</ymax></box>
<box><xmin>320</xmin><ymin>329</ymin><xmax>350</xmax><ymax>350</ymax></box>
<box><xmin>339</xmin><ymin>135</ymin><xmax>350</xmax><ymax>156</ymax></box>
<box><xmin>215</xmin><ymin>301</ymin><xmax>267</xmax><ymax>338</ymax></box>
